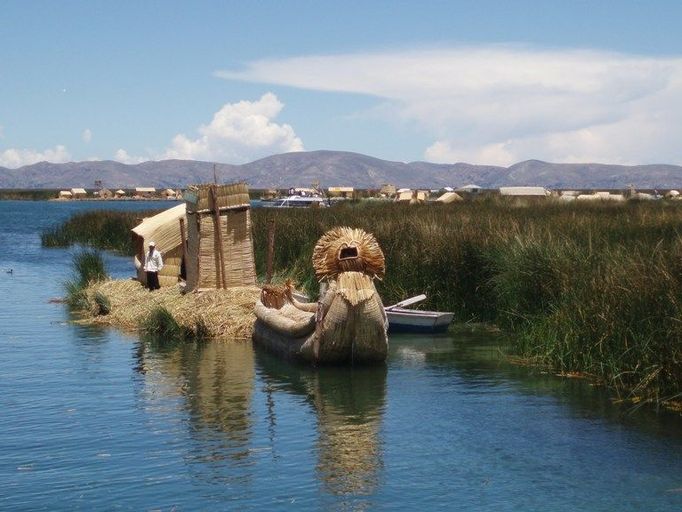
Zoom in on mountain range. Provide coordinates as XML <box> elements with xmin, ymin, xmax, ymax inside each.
<box><xmin>1</xmin><ymin>150</ymin><xmax>681</xmax><ymax>190</ymax></box>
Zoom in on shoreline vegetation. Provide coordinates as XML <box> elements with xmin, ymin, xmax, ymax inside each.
<box><xmin>48</xmin><ymin>199</ymin><xmax>682</xmax><ymax>410</ymax></box>
<box><xmin>65</xmin><ymin>250</ymin><xmax>259</xmax><ymax>340</ymax></box>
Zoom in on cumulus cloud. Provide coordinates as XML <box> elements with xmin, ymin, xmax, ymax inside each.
<box><xmin>0</xmin><ymin>145</ymin><xmax>71</xmax><ymax>168</ymax></box>
<box><xmin>114</xmin><ymin>149</ymin><xmax>147</xmax><ymax>165</ymax></box>
<box><xmin>217</xmin><ymin>47</ymin><xmax>682</xmax><ymax>165</ymax></box>
<box><xmin>82</xmin><ymin>128</ymin><xmax>92</xmax><ymax>143</ymax></box>
<box><xmin>114</xmin><ymin>93</ymin><xmax>303</xmax><ymax>165</ymax></box>
<box><xmin>160</xmin><ymin>92</ymin><xmax>303</xmax><ymax>162</ymax></box>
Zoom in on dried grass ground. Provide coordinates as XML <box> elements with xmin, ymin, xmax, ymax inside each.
<box><xmin>81</xmin><ymin>279</ymin><xmax>261</xmax><ymax>340</ymax></box>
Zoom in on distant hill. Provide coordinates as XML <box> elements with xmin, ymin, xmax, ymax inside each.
<box><xmin>1</xmin><ymin>150</ymin><xmax>681</xmax><ymax>189</ymax></box>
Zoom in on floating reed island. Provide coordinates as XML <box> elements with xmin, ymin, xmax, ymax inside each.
<box><xmin>72</xmin><ymin>182</ymin><xmax>262</xmax><ymax>340</ymax></box>
<box><xmin>51</xmin><ymin>196</ymin><xmax>682</xmax><ymax>407</ymax></box>
<box><xmin>80</xmin><ymin>279</ymin><xmax>260</xmax><ymax>340</ymax></box>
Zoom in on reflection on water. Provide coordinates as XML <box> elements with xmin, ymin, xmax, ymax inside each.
<box><xmin>2</xmin><ymin>200</ymin><xmax>682</xmax><ymax>511</ymax></box>
<box><xmin>391</xmin><ymin>326</ymin><xmax>682</xmax><ymax>438</ymax></box>
<box><xmin>132</xmin><ymin>338</ymin><xmax>256</xmax><ymax>491</ymax></box>
<box><xmin>256</xmin><ymin>351</ymin><xmax>386</xmax><ymax>501</ymax></box>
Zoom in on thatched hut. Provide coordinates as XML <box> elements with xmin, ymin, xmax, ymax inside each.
<box><xmin>71</xmin><ymin>188</ymin><xmax>87</xmax><ymax>199</ymax></box>
<box><xmin>379</xmin><ymin>184</ymin><xmax>397</xmax><ymax>198</ymax></box>
<box><xmin>327</xmin><ymin>186</ymin><xmax>354</xmax><ymax>199</ymax></box>
<box><xmin>96</xmin><ymin>188</ymin><xmax>113</xmax><ymax>199</ymax></box>
<box><xmin>163</xmin><ymin>188</ymin><xmax>177</xmax><ymax>199</ymax></box>
<box><xmin>261</xmin><ymin>188</ymin><xmax>278</xmax><ymax>200</ymax></box>
<box><xmin>134</xmin><ymin>187</ymin><xmax>156</xmax><ymax>198</ymax></box>
<box><xmin>436</xmin><ymin>191</ymin><xmax>463</xmax><ymax>203</ymax></box>
<box><xmin>395</xmin><ymin>189</ymin><xmax>428</xmax><ymax>204</ymax></box>
<box><xmin>131</xmin><ymin>203</ymin><xmax>188</xmax><ymax>288</ymax></box>
<box><xmin>184</xmin><ymin>183</ymin><xmax>256</xmax><ymax>292</ymax></box>
<box><xmin>499</xmin><ymin>186</ymin><xmax>550</xmax><ymax>197</ymax></box>
<box><xmin>58</xmin><ymin>190</ymin><xmax>72</xmax><ymax>200</ymax></box>
<box><xmin>115</xmin><ymin>189</ymin><xmax>126</xmax><ymax>198</ymax></box>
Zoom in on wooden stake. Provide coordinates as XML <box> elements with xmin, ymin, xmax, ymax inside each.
<box><xmin>209</xmin><ymin>185</ymin><xmax>227</xmax><ymax>289</ymax></box>
<box><xmin>178</xmin><ymin>217</ymin><xmax>186</xmax><ymax>269</ymax></box>
<box><xmin>266</xmin><ymin>217</ymin><xmax>276</xmax><ymax>283</ymax></box>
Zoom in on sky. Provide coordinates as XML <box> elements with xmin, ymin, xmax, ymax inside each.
<box><xmin>1</xmin><ymin>0</ymin><xmax>682</xmax><ymax>168</ymax></box>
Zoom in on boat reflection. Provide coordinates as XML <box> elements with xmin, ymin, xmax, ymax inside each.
<box><xmin>134</xmin><ymin>338</ymin><xmax>255</xmax><ymax>462</ymax></box>
<box><xmin>255</xmin><ymin>349</ymin><xmax>387</xmax><ymax>500</ymax></box>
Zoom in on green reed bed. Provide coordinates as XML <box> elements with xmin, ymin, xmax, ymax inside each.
<box><xmin>251</xmin><ymin>200</ymin><xmax>682</xmax><ymax>406</ymax></box>
<box><xmin>42</xmin><ymin>209</ymin><xmax>160</xmax><ymax>253</ymax></box>
<box><xmin>64</xmin><ymin>249</ymin><xmax>109</xmax><ymax>310</ymax></box>
<box><xmin>44</xmin><ymin>199</ymin><xmax>682</xmax><ymax>406</ymax></box>
<box><xmin>0</xmin><ymin>189</ymin><xmax>59</xmax><ymax>201</ymax></box>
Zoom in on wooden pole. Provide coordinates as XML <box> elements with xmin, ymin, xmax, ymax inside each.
<box><xmin>178</xmin><ymin>217</ymin><xmax>187</xmax><ymax>271</ymax></box>
<box><xmin>209</xmin><ymin>185</ymin><xmax>227</xmax><ymax>289</ymax></box>
<box><xmin>265</xmin><ymin>217</ymin><xmax>276</xmax><ymax>284</ymax></box>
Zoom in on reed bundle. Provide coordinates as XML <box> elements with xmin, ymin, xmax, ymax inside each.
<box><xmin>312</xmin><ymin>227</ymin><xmax>385</xmax><ymax>281</ymax></box>
<box><xmin>82</xmin><ymin>280</ymin><xmax>260</xmax><ymax>340</ymax></box>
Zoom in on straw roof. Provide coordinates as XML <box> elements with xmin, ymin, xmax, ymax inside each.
<box><xmin>71</xmin><ymin>188</ymin><xmax>87</xmax><ymax>195</ymax></box>
<box><xmin>499</xmin><ymin>186</ymin><xmax>549</xmax><ymax>196</ymax></box>
<box><xmin>135</xmin><ymin>187</ymin><xmax>156</xmax><ymax>193</ymax></box>
<box><xmin>436</xmin><ymin>191</ymin><xmax>463</xmax><ymax>203</ymax></box>
<box><xmin>59</xmin><ymin>190</ymin><xmax>72</xmax><ymax>197</ymax></box>
<box><xmin>312</xmin><ymin>227</ymin><xmax>385</xmax><ymax>281</ymax></box>
<box><xmin>115</xmin><ymin>189</ymin><xmax>126</xmax><ymax>195</ymax></box>
<box><xmin>131</xmin><ymin>203</ymin><xmax>186</xmax><ymax>253</ymax></box>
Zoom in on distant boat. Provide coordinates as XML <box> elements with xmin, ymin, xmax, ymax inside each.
<box><xmin>385</xmin><ymin>294</ymin><xmax>454</xmax><ymax>334</ymax></box>
<box><xmin>261</xmin><ymin>194</ymin><xmax>329</xmax><ymax>208</ymax></box>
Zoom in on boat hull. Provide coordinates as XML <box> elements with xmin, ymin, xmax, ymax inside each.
<box><xmin>386</xmin><ymin>308</ymin><xmax>454</xmax><ymax>334</ymax></box>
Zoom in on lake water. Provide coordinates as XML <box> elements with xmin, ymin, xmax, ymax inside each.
<box><xmin>1</xmin><ymin>199</ymin><xmax>681</xmax><ymax>511</ymax></box>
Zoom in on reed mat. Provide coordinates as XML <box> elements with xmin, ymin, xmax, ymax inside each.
<box><xmin>79</xmin><ymin>280</ymin><xmax>260</xmax><ymax>340</ymax></box>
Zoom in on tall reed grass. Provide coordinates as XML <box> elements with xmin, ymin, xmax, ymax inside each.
<box><xmin>65</xmin><ymin>250</ymin><xmax>109</xmax><ymax>309</ymax></box>
<box><xmin>42</xmin><ymin>209</ymin><xmax>160</xmax><ymax>253</ymax></box>
<box><xmin>251</xmin><ymin>199</ymin><xmax>682</xmax><ymax>405</ymax></box>
<box><xmin>0</xmin><ymin>189</ymin><xmax>58</xmax><ymax>200</ymax></box>
<box><xmin>46</xmin><ymin>198</ymin><xmax>682</xmax><ymax>404</ymax></box>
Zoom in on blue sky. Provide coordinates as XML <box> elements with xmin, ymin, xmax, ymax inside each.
<box><xmin>1</xmin><ymin>0</ymin><xmax>682</xmax><ymax>168</ymax></box>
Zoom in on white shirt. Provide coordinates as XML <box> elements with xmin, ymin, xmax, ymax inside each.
<box><xmin>144</xmin><ymin>248</ymin><xmax>164</xmax><ymax>272</ymax></box>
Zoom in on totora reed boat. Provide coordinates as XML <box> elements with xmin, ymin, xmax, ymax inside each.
<box><xmin>253</xmin><ymin>227</ymin><xmax>388</xmax><ymax>364</ymax></box>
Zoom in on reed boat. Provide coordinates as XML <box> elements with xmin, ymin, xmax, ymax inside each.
<box><xmin>253</xmin><ymin>227</ymin><xmax>388</xmax><ymax>364</ymax></box>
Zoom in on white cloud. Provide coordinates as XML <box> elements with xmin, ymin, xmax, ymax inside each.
<box><xmin>0</xmin><ymin>145</ymin><xmax>71</xmax><ymax>168</ymax></box>
<box><xmin>82</xmin><ymin>128</ymin><xmax>92</xmax><ymax>143</ymax></box>
<box><xmin>114</xmin><ymin>149</ymin><xmax>146</xmax><ymax>165</ymax></box>
<box><xmin>114</xmin><ymin>93</ymin><xmax>304</xmax><ymax>165</ymax></box>
<box><xmin>160</xmin><ymin>92</ymin><xmax>303</xmax><ymax>162</ymax></box>
<box><xmin>218</xmin><ymin>47</ymin><xmax>682</xmax><ymax>165</ymax></box>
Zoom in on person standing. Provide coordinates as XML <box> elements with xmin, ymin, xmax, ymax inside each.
<box><xmin>144</xmin><ymin>241</ymin><xmax>163</xmax><ymax>291</ymax></box>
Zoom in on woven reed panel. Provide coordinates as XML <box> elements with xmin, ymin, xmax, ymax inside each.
<box><xmin>185</xmin><ymin>183</ymin><xmax>250</xmax><ymax>213</ymax></box>
<box><xmin>196</xmin><ymin>209</ymin><xmax>256</xmax><ymax>289</ymax></box>
<box><xmin>158</xmin><ymin>249</ymin><xmax>182</xmax><ymax>287</ymax></box>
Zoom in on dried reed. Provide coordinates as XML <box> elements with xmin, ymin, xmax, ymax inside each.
<box><xmin>81</xmin><ymin>280</ymin><xmax>260</xmax><ymax>340</ymax></box>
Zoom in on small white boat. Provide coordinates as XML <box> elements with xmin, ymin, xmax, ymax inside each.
<box><xmin>292</xmin><ymin>291</ymin><xmax>453</xmax><ymax>334</ymax></box>
<box><xmin>384</xmin><ymin>294</ymin><xmax>453</xmax><ymax>333</ymax></box>
<box><xmin>385</xmin><ymin>307</ymin><xmax>454</xmax><ymax>334</ymax></box>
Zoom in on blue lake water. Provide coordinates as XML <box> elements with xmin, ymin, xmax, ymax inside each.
<box><xmin>1</xmin><ymin>199</ymin><xmax>681</xmax><ymax>511</ymax></box>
